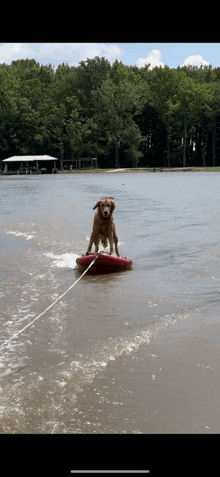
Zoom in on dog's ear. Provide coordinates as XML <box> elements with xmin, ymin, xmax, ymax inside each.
<box><xmin>93</xmin><ymin>200</ymin><xmax>101</xmax><ymax>210</ymax></box>
<box><xmin>110</xmin><ymin>199</ymin><xmax>115</xmax><ymax>212</ymax></box>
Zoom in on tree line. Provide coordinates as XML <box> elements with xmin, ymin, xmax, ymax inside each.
<box><xmin>1</xmin><ymin>56</ymin><xmax>220</xmax><ymax>169</ymax></box>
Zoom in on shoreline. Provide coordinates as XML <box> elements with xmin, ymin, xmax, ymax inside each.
<box><xmin>1</xmin><ymin>166</ymin><xmax>220</xmax><ymax>176</ymax></box>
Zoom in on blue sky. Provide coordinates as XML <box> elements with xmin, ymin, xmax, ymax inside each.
<box><xmin>1</xmin><ymin>43</ymin><xmax>220</xmax><ymax>70</ymax></box>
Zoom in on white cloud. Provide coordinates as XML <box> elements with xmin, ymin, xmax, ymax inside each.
<box><xmin>0</xmin><ymin>43</ymin><xmax>26</xmax><ymax>63</ymax></box>
<box><xmin>8</xmin><ymin>43</ymin><xmax>22</xmax><ymax>52</ymax></box>
<box><xmin>180</xmin><ymin>55</ymin><xmax>210</xmax><ymax>68</ymax></box>
<box><xmin>136</xmin><ymin>49</ymin><xmax>165</xmax><ymax>69</ymax></box>
<box><xmin>0</xmin><ymin>43</ymin><xmax>124</xmax><ymax>68</ymax></box>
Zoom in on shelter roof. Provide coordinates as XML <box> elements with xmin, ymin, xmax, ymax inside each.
<box><xmin>3</xmin><ymin>155</ymin><xmax>58</xmax><ymax>162</ymax></box>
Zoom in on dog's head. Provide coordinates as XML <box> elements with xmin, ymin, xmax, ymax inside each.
<box><xmin>93</xmin><ymin>197</ymin><xmax>115</xmax><ymax>218</ymax></box>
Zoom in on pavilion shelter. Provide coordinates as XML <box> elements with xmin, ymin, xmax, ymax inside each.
<box><xmin>72</xmin><ymin>158</ymin><xmax>97</xmax><ymax>169</ymax></box>
<box><xmin>2</xmin><ymin>155</ymin><xmax>58</xmax><ymax>174</ymax></box>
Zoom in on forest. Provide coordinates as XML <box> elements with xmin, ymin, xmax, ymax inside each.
<box><xmin>1</xmin><ymin>56</ymin><xmax>220</xmax><ymax>170</ymax></box>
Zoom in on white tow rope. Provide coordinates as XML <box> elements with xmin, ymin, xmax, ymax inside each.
<box><xmin>0</xmin><ymin>253</ymin><xmax>100</xmax><ymax>350</ymax></box>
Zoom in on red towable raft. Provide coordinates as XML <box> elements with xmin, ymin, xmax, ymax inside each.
<box><xmin>76</xmin><ymin>251</ymin><xmax>132</xmax><ymax>270</ymax></box>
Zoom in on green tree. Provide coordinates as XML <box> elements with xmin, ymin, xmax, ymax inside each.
<box><xmin>172</xmin><ymin>76</ymin><xmax>213</xmax><ymax>166</ymax></box>
<box><xmin>74</xmin><ymin>56</ymin><xmax>111</xmax><ymax>116</ymax></box>
<box><xmin>2</xmin><ymin>57</ymin><xmax>220</xmax><ymax>170</ymax></box>
<box><xmin>147</xmin><ymin>66</ymin><xmax>185</xmax><ymax>167</ymax></box>
<box><xmin>0</xmin><ymin>64</ymin><xmax>19</xmax><ymax>165</ymax></box>
<box><xmin>12</xmin><ymin>97</ymin><xmax>40</xmax><ymax>154</ymax></box>
<box><xmin>92</xmin><ymin>61</ymin><xmax>148</xmax><ymax>167</ymax></box>
<box><xmin>208</xmin><ymin>81</ymin><xmax>220</xmax><ymax>166</ymax></box>
<box><xmin>66</xmin><ymin>108</ymin><xmax>98</xmax><ymax>158</ymax></box>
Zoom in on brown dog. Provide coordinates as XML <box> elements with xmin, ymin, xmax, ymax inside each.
<box><xmin>86</xmin><ymin>197</ymin><xmax>120</xmax><ymax>256</ymax></box>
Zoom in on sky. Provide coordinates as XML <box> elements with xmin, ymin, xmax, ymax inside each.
<box><xmin>0</xmin><ymin>43</ymin><xmax>220</xmax><ymax>70</ymax></box>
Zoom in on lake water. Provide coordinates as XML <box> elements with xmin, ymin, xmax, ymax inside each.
<box><xmin>1</xmin><ymin>171</ymin><xmax>220</xmax><ymax>438</ymax></box>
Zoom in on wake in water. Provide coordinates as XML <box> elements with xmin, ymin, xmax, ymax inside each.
<box><xmin>44</xmin><ymin>252</ymin><xmax>80</xmax><ymax>269</ymax></box>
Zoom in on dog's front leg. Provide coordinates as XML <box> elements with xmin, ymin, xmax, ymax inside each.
<box><xmin>86</xmin><ymin>233</ymin><xmax>94</xmax><ymax>255</ymax></box>
<box><xmin>109</xmin><ymin>237</ymin><xmax>114</xmax><ymax>255</ymax></box>
<box><xmin>115</xmin><ymin>239</ymin><xmax>120</xmax><ymax>257</ymax></box>
<box><xmin>107</xmin><ymin>228</ymin><xmax>114</xmax><ymax>255</ymax></box>
<box><xmin>94</xmin><ymin>240</ymin><xmax>99</xmax><ymax>253</ymax></box>
<box><xmin>113</xmin><ymin>227</ymin><xmax>120</xmax><ymax>257</ymax></box>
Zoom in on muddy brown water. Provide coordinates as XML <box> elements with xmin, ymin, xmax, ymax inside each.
<box><xmin>1</xmin><ymin>172</ymin><xmax>220</xmax><ymax>447</ymax></box>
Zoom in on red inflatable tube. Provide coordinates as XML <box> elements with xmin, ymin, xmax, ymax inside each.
<box><xmin>76</xmin><ymin>252</ymin><xmax>132</xmax><ymax>268</ymax></box>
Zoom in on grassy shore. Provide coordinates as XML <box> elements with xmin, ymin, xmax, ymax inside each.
<box><xmin>203</xmin><ymin>166</ymin><xmax>220</xmax><ymax>171</ymax></box>
<box><xmin>58</xmin><ymin>166</ymin><xmax>220</xmax><ymax>173</ymax></box>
